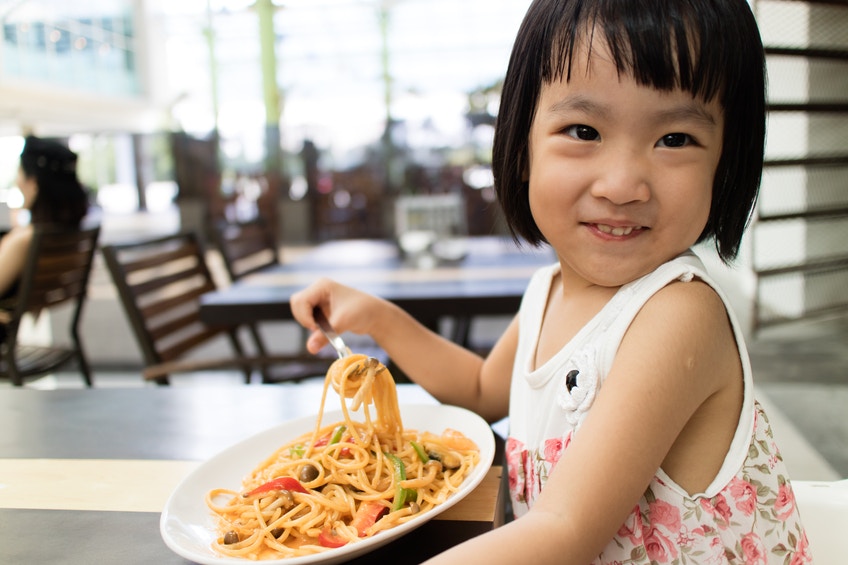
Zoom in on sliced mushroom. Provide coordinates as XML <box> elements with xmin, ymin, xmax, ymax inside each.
<box><xmin>278</xmin><ymin>489</ymin><xmax>295</xmax><ymax>509</ymax></box>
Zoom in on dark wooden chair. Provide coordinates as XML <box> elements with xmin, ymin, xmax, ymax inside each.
<box><xmin>101</xmin><ymin>232</ymin><xmax>332</xmax><ymax>385</ymax></box>
<box><xmin>211</xmin><ymin>218</ymin><xmax>279</xmax><ymax>281</ymax></box>
<box><xmin>211</xmin><ymin>218</ymin><xmax>328</xmax><ymax>370</ymax></box>
<box><xmin>0</xmin><ymin>225</ymin><xmax>100</xmax><ymax>387</ymax></box>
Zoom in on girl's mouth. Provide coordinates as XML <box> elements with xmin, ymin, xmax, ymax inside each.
<box><xmin>594</xmin><ymin>223</ymin><xmax>644</xmax><ymax>237</ymax></box>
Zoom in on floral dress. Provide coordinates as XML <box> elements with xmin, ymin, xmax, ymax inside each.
<box><xmin>506</xmin><ymin>251</ymin><xmax>811</xmax><ymax>564</ymax></box>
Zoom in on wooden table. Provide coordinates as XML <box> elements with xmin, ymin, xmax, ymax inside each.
<box><xmin>0</xmin><ymin>383</ymin><xmax>506</xmax><ymax>564</ymax></box>
<box><xmin>200</xmin><ymin>236</ymin><xmax>556</xmax><ymax>344</ymax></box>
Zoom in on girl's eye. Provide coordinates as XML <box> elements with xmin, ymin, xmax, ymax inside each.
<box><xmin>657</xmin><ymin>133</ymin><xmax>692</xmax><ymax>148</ymax></box>
<box><xmin>564</xmin><ymin>124</ymin><xmax>600</xmax><ymax>141</ymax></box>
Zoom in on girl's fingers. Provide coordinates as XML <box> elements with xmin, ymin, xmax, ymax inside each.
<box><xmin>290</xmin><ymin>285</ymin><xmax>325</xmax><ymax>328</ymax></box>
<box><xmin>306</xmin><ymin>329</ymin><xmax>329</xmax><ymax>354</ymax></box>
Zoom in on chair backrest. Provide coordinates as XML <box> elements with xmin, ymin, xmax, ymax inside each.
<box><xmin>101</xmin><ymin>232</ymin><xmax>238</xmax><ymax>373</ymax></box>
<box><xmin>0</xmin><ymin>225</ymin><xmax>100</xmax><ymax>386</ymax></box>
<box><xmin>212</xmin><ymin>218</ymin><xmax>279</xmax><ymax>281</ymax></box>
<box><xmin>13</xmin><ymin>225</ymin><xmax>100</xmax><ymax>319</ymax></box>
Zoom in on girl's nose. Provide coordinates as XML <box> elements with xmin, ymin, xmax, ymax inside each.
<box><xmin>589</xmin><ymin>149</ymin><xmax>652</xmax><ymax>205</ymax></box>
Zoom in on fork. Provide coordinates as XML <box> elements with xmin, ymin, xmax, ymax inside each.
<box><xmin>313</xmin><ymin>306</ymin><xmax>349</xmax><ymax>359</ymax></box>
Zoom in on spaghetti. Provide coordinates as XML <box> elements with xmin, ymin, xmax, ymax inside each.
<box><xmin>206</xmin><ymin>353</ymin><xmax>480</xmax><ymax>560</ymax></box>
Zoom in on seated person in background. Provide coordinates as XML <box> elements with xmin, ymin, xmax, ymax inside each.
<box><xmin>0</xmin><ymin>136</ymin><xmax>90</xmax><ymax>341</ymax></box>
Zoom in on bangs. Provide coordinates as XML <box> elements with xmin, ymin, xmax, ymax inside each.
<box><xmin>544</xmin><ymin>0</ymin><xmax>727</xmax><ymax>103</ymax></box>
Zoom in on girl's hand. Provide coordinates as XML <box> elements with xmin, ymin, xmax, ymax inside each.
<box><xmin>290</xmin><ymin>278</ymin><xmax>387</xmax><ymax>354</ymax></box>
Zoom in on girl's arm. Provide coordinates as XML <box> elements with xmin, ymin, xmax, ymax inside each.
<box><xmin>289</xmin><ymin>278</ymin><xmax>516</xmax><ymax>422</ymax></box>
<box><xmin>0</xmin><ymin>226</ymin><xmax>32</xmax><ymax>297</ymax></box>
<box><xmin>424</xmin><ymin>279</ymin><xmax>744</xmax><ymax>564</ymax></box>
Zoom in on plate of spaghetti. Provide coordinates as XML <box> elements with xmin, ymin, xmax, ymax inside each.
<box><xmin>160</xmin><ymin>353</ymin><xmax>495</xmax><ymax>564</ymax></box>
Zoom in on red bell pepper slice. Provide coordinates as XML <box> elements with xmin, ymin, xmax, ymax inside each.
<box><xmin>351</xmin><ymin>502</ymin><xmax>388</xmax><ymax>537</ymax></box>
<box><xmin>245</xmin><ymin>476</ymin><xmax>308</xmax><ymax>497</ymax></box>
<box><xmin>318</xmin><ymin>526</ymin><xmax>348</xmax><ymax>548</ymax></box>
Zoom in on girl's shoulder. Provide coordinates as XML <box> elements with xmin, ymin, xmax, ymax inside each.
<box><xmin>646</xmin><ymin>272</ymin><xmax>726</xmax><ymax>320</ymax></box>
<box><xmin>0</xmin><ymin>225</ymin><xmax>33</xmax><ymax>297</ymax></box>
<box><xmin>606</xmin><ymin>252</ymin><xmax>726</xmax><ymax>328</ymax></box>
<box><xmin>620</xmin><ymin>251</ymin><xmax>733</xmax><ymax>321</ymax></box>
<box><xmin>0</xmin><ymin>225</ymin><xmax>33</xmax><ymax>250</ymax></box>
<box><xmin>598</xmin><ymin>251</ymin><xmax>747</xmax><ymax>383</ymax></box>
<box><xmin>647</xmin><ymin>253</ymin><xmax>736</xmax><ymax>330</ymax></box>
<box><xmin>630</xmin><ymin>253</ymin><xmax>737</xmax><ymax>348</ymax></box>
<box><xmin>0</xmin><ymin>225</ymin><xmax>34</xmax><ymax>268</ymax></box>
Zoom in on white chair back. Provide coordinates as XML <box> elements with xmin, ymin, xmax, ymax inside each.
<box><xmin>792</xmin><ymin>478</ymin><xmax>848</xmax><ymax>563</ymax></box>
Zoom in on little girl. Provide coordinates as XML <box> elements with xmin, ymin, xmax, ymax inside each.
<box><xmin>290</xmin><ymin>0</ymin><xmax>811</xmax><ymax>562</ymax></box>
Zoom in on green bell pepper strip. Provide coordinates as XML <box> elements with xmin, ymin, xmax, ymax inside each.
<box><xmin>385</xmin><ymin>452</ymin><xmax>416</xmax><ymax>511</ymax></box>
<box><xmin>330</xmin><ymin>424</ymin><xmax>346</xmax><ymax>444</ymax></box>
<box><xmin>410</xmin><ymin>440</ymin><xmax>429</xmax><ymax>463</ymax></box>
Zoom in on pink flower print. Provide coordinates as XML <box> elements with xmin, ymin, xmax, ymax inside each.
<box><xmin>774</xmin><ymin>483</ymin><xmax>796</xmax><ymax>521</ymax></box>
<box><xmin>703</xmin><ymin>493</ymin><xmax>733</xmax><ymax>526</ymax></box>
<box><xmin>543</xmin><ymin>438</ymin><xmax>563</xmax><ymax>463</ymax></box>
<box><xmin>690</xmin><ymin>524</ymin><xmax>711</xmax><ymax>537</ymax></box>
<box><xmin>729</xmin><ymin>477</ymin><xmax>757</xmax><ymax>516</ymax></box>
<box><xmin>506</xmin><ymin>437</ymin><xmax>526</xmax><ymax>502</ymax></box>
<box><xmin>790</xmin><ymin>531</ymin><xmax>813</xmax><ymax>565</ymax></box>
<box><xmin>648</xmin><ymin>499</ymin><xmax>682</xmax><ymax>532</ymax></box>
<box><xmin>523</xmin><ymin>448</ymin><xmax>538</xmax><ymax>504</ymax></box>
<box><xmin>617</xmin><ymin>505</ymin><xmax>644</xmax><ymax>546</ymax></box>
<box><xmin>709</xmin><ymin>535</ymin><xmax>724</xmax><ymax>552</ymax></box>
<box><xmin>643</xmin><ymin>525</ymin><xmax>678</xmax><ymax>563</ymax></box>
<box><xmin>543</xmin><ymin>437</ymin><xmax>563</xmax><ymax>475</ymax></box>
<box><xmin>716</xmin><ymin>496</ymin><xmax>733</xmax><ymax>524</ymax></box>
<box><xmin>550</xmin><ymin>431</ymin><xmax>573</xmax><ymax>477</ymax></box>
<box><xmin>740</xmin><ymin>532</ymin><xmax>767</xmax><ymax>565</ymax></box>
<box><xmin>505</xmin><ymin>437</ymin><xmax>538</xmax><ymax>505</ymax></box>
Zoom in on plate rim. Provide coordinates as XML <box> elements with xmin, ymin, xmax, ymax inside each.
<box><xmin>159</xmin><ymin>403</ymin><xmax>496</xmax><ymax>565</ymax></box>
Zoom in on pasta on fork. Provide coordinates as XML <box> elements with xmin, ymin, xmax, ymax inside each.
<box><xmin>206</xmin><ymin>353</ymin><xmax>480</xmax><ymax>560</ymax></box>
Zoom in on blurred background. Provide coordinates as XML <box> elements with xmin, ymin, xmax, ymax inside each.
<box><xmin>0</xmin><ymin>0</ymin><xmax>846</xmax><ymax>338</ymax></box>
<box><xmin>0</xmin><ymin>0</ymin><xmax>531</xmax><ymax>244</ymax></box>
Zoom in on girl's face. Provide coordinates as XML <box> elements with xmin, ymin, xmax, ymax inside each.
<box><xmin>527</xmin><ymin>40</ymin><xmax>724</xmax><ymax>290</ymax></box>
<box><xmin>16</xmin><ymin>166</ymin><xmax>38</xmax><ymax>210</ymax></box>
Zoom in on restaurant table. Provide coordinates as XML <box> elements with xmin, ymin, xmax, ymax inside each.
<box><xmin>0</xmin><ymin>382</ymin><xmax>506</xmax><ymax>564</ymax></box>
<box><xmin>199</xmin><ymin>236</ymin><xmax>556</xmax><ymax>345</ymax></box>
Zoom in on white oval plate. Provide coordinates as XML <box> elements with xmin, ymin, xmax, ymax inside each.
<box><xmin>160</xmin><ymin>404</ymin><xmax>495</xmax><ymax>564</ymax></box>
